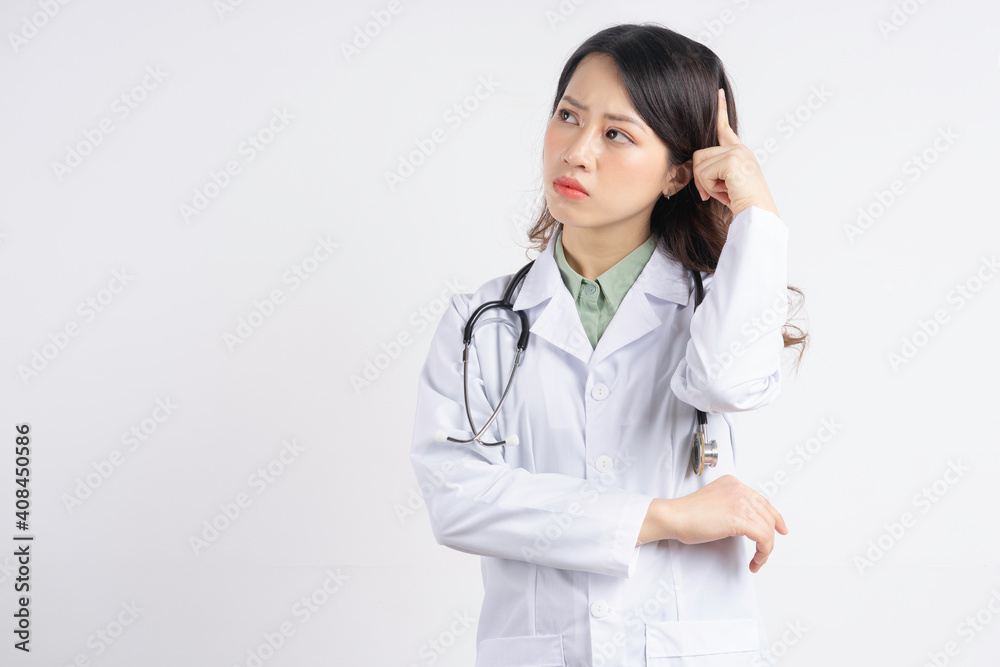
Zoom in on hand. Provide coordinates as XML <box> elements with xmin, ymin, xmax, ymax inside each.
<box><xmin>662</xmin><ymin>474</ymin><xmax>789</xmax><ymax>573</ymax></box>
<box><xmin>691</xmin><ymin>89</ymin><xmax>779</xmax><ymax>219</ymax></box>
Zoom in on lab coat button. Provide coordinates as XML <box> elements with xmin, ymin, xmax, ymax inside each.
<box><xmin>595</xmin><ymin>455</ymin><xmax>613</xmax><ymax>473</ymax></box>
<box><xmin>590</xmin><ymin>601</ymin><xmax>610</xmax><ymax>618</ymax></box>
<box><xmin>591</xmin><ymin>383</ymin><xmax>609</xmax><ymax>400</ymax></box>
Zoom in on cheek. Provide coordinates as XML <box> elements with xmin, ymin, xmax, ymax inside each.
<box><xmin>613</xmin><ymin>153</ymin><xmax>665</xmax><ymax>191</ymax></box>
<box><xmin>542</xmin><ymin>126</ymin><xmax>558</xmax><ymax>160</ymax></box>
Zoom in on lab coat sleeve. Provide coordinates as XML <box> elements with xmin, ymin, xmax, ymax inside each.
<box><xmin>410</xmin><ymin>291</ymin><xmax>655</xmax><ymax>578</ymax></box>
<box><xmin>670</xmin><ymin>205</ymin><xmax>789</xmax><ymax>414</ymax></box>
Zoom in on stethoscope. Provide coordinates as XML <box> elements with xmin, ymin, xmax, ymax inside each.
<box><xmin>435</xmin><ymin>260</ymin><xmax>718</xmax><ymax>476</ymax></box>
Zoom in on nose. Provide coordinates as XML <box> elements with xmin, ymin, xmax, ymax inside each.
<box><xmin>562</xmin><ymin>125</ymin><xmax>602</xmax><ymax>169</ymax></box>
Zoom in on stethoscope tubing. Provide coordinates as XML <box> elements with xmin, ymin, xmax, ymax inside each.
<box><xmin>447</xmin><ymin>261</ymin><xmax>535</xmax><ymax>446</ymax></box>
<box><xmin>445</xmin><ymin>258</ymin><xmax>713</xmax><ymax>464</ymax></box>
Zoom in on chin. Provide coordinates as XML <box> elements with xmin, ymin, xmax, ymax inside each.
<box><xmin>547</xmin><ymin>198</ymin><xmax>587</xmax><ymax>226</ymax></box>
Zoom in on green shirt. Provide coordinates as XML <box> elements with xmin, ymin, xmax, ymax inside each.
<box><xmin>553</xmin><ymin>228</ymin><xmax>658</xmax><ymax>349</ymax></box>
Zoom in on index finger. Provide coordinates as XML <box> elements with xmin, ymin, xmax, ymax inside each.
<box><xmin>767</xmin><ymin>502</ymin><xmax>789</xmax><ymax>535</ymax></box>
<box><xmin>716</xmin><ymin>88</ymin><xmax>740</xmax><ymax>147</ymax></box>
<box><xmin>752</xmin><ymin>492</ymin><xmax>789</xmax><ymax>535</ymax></box>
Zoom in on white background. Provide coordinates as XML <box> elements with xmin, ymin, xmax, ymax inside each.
<box><xmin>1</xmin><ymin>1</ymin><xmax>999</xmax><ymax>665</ymax></box>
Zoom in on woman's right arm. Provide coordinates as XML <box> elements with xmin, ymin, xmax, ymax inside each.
<box><xmin>410</xmin><ymin>290</ymin><xmax>655</xmax><ymax>579</ymax></box>
<box><xmin>639</xmin><ymin>477</ymin><xmax>788</xmax><ymax>573</ymax></box>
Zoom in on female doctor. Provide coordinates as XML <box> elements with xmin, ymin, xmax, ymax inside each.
<box><xmin>410</xmin><ymin>23</ymin><xmax>807</xmax><ymax>667</ymax></box>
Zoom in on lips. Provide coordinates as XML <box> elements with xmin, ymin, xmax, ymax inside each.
<box><xmin>554</xmin><ymin>176</ymin><xmax>588</xmax><ymax>195</ymax></box>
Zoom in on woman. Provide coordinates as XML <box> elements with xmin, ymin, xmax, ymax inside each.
<box><xmin>410</xmin><ymin>22</ymin><xmax>807</xmax><ymax>666</ymax></box>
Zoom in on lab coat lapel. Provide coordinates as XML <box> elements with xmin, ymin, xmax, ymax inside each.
<box><xmin>511</xmin><ymin>238</ymin><xmax>693</xmax><ymax>367</ymax></box>
<box><xmin>530</xmin><ymin>288</ymin><xmax>594</xmax><ymax>364</ymax></box>
<box><xmin>511</xmin><ymin>241</ymin><xmax>593</xmax><ymax>365</ymax></box>
<box><xmin>590</xmin><ymin>245</ymin><xmax>693</xmax><ymax>367</ymax></box>
<box><xmin>589</xmin><ymin>281</ymin><xmax>661</xmax><ymax>367</ymax></box>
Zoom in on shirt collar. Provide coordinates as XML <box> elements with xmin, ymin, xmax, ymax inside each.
<box><xmin>553</xmin><ymin>228</ymin><xmax>659</xmax><ymax>310</ymax></box>
<box><xmin>511</xmin><ymin>230</ymin><xmax>693</xmax><ymax>311</ymax></box>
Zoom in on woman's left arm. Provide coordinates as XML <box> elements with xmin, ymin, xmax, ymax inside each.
<box><xmin>670</xmin><ymin>88</ymin><xmax>789</xmax><ymax>414</ymax></box>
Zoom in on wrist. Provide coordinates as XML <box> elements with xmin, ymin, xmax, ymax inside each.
<box><xmin>655</xmin><ymin>498</ymin><xmax>679</xmax><ymax>542</ymax></box>
<box><xmin>732</xmin><ymin>196</ymin><xmax>778</xmax><ymax>220</ymax></box>
<box><xmin>637</xmin><ymin>498</ymin><xmax>678</xmax><ymax>545</ymax></box>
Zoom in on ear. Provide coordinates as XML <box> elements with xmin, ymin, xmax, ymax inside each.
<box><xmin>663</xmin><ymin>160</ymin><xmax>693</xmax><ymax>196</ymax></box>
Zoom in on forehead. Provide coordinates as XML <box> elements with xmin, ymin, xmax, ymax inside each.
<box><xmin>563</xmin><ymin>53</ymin><xmax>629</xmax><ymax>101</ymax></box>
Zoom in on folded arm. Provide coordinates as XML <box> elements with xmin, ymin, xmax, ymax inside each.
<box><xmin>410</xmin><ymin>291</ymin><xmax>654</xmax><ymax>578</ymax></box>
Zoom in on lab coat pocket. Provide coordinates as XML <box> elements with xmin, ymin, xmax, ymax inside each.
<box><xmin>645</xmin><ymin>619</ymin><xmax>759</xmax><ymax>665</ymax></box>
<box><xmin>476</xmin><ymin>634</ymin><xmax>566</xmax><ymax>666</ymax></box>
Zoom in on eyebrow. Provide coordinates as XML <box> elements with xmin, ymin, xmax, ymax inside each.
<box><xmin>561</xmin><ymin>94</ymin><xmax>645</xmax><ymax>130</ymax></box>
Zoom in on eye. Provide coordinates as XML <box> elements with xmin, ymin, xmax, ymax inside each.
<box><xmin>555</xmin><ymin>108</ymin><xmax>634</xmax><ymax>144</ymax></box>
<box><xmin>606</xmin><ymin>128</ymin><xmax>633</xmax><ymax>144</ymax></box>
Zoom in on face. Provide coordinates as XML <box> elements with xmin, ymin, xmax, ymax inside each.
<box><xmin>543</xmin><ymin>53</ymin><xmax>683</xmax><ymax>236</ymax></box>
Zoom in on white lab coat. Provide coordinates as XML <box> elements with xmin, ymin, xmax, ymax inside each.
<box><xmin>410</xmin><ymin>206</ymin><xmax>788</xmax><ymax>666</ymax></box>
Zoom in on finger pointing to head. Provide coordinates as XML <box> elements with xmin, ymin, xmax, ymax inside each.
<box><xmin>716</xmin><ymin>88</ymin><xmax>740</xmax><ymax>146</ymax></box>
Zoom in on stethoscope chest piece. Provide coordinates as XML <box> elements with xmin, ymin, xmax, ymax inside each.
<box><xmin>690</xmin><ymin>423</ymin><xmax>718</xmax><ymax>476</ymax></box>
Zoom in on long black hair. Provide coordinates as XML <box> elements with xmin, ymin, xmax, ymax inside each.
<box><xmin>525</xmin><ymin>22</ymin><xmax>807</xmax><ymax>359</ymax></box>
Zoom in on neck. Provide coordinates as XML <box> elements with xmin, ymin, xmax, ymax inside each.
<box><xmin>560</xmin><ymin>222</ymin><xmax>651</xmax><ymax>280</ymax></box>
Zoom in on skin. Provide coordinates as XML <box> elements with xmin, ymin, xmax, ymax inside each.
<box><xmin>542</xmin><ymin>52</ymin><xmax>787</xmax><ymax>573</ymax></box>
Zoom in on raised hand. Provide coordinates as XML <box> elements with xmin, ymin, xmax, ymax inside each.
<box><xmin>691</xmin><ymin>88</ymin><xmax>779</xmax><ymax>219</ymax></box>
